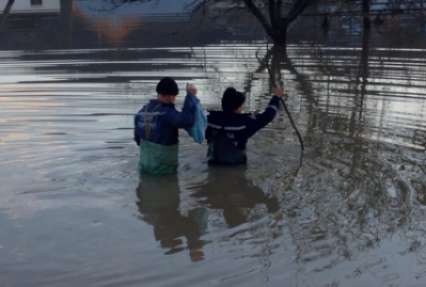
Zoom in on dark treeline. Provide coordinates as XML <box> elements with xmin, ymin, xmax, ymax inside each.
<box><xmin>0</xmin><ymin>0</ymin><xmax>425</xmax><ymax>50</ymax></box>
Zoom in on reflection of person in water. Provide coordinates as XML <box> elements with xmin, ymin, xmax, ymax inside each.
<box><xmin>136</xmin><ymin>175</ymin><xmax>207</xmax><ymax>262</ymax></box>
<box><xmin>191</xmin><ymin>167</ymin><xmax>280</xmax><ymax>228</ymax></box>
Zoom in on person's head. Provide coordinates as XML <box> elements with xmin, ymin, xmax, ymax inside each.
<box><xmin>156</xmin><ymin>77</ymin><xmax>179</xmax><ymax>104</ymax></box>
<box><xmin>221</xmin><ymin>87</ymin><xmax>246</xmax><ymax>113</ymax></box>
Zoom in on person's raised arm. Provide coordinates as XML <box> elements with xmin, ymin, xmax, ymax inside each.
<box><xmin>164</xmin><ymin>84</ymin><xmax>198</xmax><ymax>128</ymax></box>
<box><xmin>245</xmin><ymin>87</ymin><xmax>285</xmax><ymax>138</ymax></box>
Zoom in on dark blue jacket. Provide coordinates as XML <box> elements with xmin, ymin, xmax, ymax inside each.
<box><xmin>134</xmin><ymin>94</ymin><xmax>196</xmax><ymax>146</ymax></box>
<box><xmin>206</xmin><ymin>96</ymin><xmax>280</xmax><ymax>165</ymax></box>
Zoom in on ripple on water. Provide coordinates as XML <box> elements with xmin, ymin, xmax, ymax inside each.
<box><xmin>0</xmin><ymin>44</ymin><xmax>425</xmax><ymax>286</ymax></box>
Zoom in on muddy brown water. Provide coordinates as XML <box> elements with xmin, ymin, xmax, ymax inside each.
<box><xmin>0</xmin><ymin>44</ymin><xmax>425</xmax><ymax>287</ymax></box>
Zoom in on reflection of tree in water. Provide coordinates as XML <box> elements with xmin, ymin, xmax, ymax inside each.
<box><xmin>270</xmin><ymin>47</ymin><xmax>423</xmax><ymax>265</ymax></box>
<box><xmin>278</xmin><ymin>132</ymin><xmax>426</xmax><ymax>267</ymax></box>
<box><xmin>251</xmin><ymin>43</ymin><xmax>318</xmax><ymax>107</ymax></box>
<box><xmin>260</xmin><ymin>24</ymin><xmax>426</xmax><ymax>271</ymax></box>
<box><xmin>235</xmin><ymin>8</ymin><xmax>426</xmax><ymax>270</ymax></box>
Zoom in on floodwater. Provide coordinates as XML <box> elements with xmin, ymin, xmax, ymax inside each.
<box><xmin>0</xmin><ymin>43</ymin><xmax>425</xmax><ymax>287</ymax></box>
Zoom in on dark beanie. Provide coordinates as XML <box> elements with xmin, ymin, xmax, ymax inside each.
<box><xmin>156</xmin><ymin>77</ymin><xmax>179</xmax><ymax>95</ymax></box>
<box><xmin>222</xmin><ymin>87</ymin><xmax>246</xmax><ymax>113</ymax></box>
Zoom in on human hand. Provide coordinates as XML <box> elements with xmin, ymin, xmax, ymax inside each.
<box><xmin>186</xmin><ymin>83</ymin><xmax>197</xmax><ymax>97</ymax></box>
<box><xmin>273</xmin><ymin>87</ymin><xmax>285</xmax><ymax>97</ymax></box>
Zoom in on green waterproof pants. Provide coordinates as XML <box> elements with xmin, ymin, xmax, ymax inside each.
<box><xmin>139</xmin><ymin>141</ymin><xmax>178</xmax><ymax>176</ymax></box>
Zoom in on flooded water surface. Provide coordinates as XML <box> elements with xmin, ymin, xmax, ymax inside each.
<box><xmin>0</xmin><ymin>44</ymin><xmax>425</xmax><ymax>287</ymax></box>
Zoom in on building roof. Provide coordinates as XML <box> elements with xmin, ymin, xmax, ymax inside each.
<box><xmin>0</xmin><ymin>0</ymin><xmax>60</xmax><ymax>14</ymax></box>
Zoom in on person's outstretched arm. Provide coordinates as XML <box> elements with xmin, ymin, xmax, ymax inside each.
<box><xmin>245</xmin><ymin>87</ymin><xmax>285</xmax><ymax>138</ymax></box>
<box><xmin>163</xmin><ymin>84</ymin><xmax>198</xmax><ymax>128</ymax></box>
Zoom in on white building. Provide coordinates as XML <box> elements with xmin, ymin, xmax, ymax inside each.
<box><xmin>0</xmin><ymin>0</ymin><xmax>60</xmax><ymax>14</ymax></box>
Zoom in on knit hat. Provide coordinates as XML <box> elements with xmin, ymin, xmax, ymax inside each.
<box><xmin>156</xmin><ymin>77</ymin><xmax>179</xmax><ymax>95</ymax></box>
<box><xmin>221</xmin><ymin>87</ymin><xmax>246</xmax><ymax>113</ymax></box>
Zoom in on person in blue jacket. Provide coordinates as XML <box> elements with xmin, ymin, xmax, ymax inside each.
<box><xmin>134</xmin><ymin>77</ymin><xmax>198</xmax><ymax>175</ymax></box>
<box><xmin>206</xmin><ymin>86</ymin><xmax>284</xmax><ymax>165</ymax></box>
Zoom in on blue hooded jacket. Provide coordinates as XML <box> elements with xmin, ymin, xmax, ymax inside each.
<box><xmin>134</xmin><ymin>94</ymin><xmax>196</xmax><ymax>146</ymax></box>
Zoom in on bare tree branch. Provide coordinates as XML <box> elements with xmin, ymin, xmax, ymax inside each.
<box><xmin>0</xmin><ymin>0</ymin><xmax>14</xmax><ymax>31</ymax></box>
<box><xmin>286</xmin><ymin>0</ymin><xmax>316</xmax><ymax>24</ymax></box>
<box><xmin>242</xmin><ymin>0</ymin><xmax>276</xmax><ymax>39</ymax></box>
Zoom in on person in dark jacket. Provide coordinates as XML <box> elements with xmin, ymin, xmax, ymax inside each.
<box><xmin>134</xmin><ymin>77</ymin><xmax>198</xmax><ymax>175</ymax></box>
<box><xmin>206</xmin><ymin>87</ymin><xmax>284</xmax><ymax>165</ymax></box>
